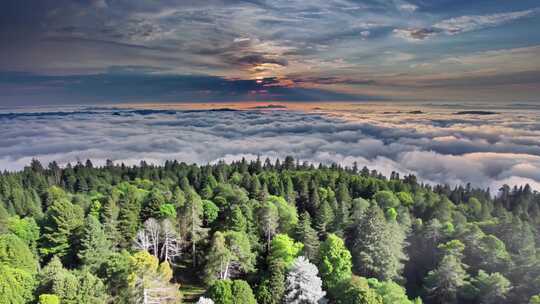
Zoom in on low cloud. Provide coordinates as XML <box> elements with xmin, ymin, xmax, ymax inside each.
<box><xmin>1</xmin><ymin>104</ymin><xmax>540</xmax><ymax>194</ymax></box>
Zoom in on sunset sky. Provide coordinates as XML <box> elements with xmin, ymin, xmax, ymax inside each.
<box><xmin>1</xmin><ymin>0</ymin><xmax>540</xmax><ymax>105</ymax></box>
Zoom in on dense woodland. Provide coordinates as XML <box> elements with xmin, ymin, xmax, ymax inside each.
<box><xmin>0</xmin><ymin>157</ymin><xmax>539</xmax><ymax>304</ymax></box>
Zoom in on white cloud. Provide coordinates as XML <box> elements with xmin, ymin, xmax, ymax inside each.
<box><xmin>1</xmin><ymin>104</ymin><xmax>540</xmax><ymax>194</ymax></box>
<box><xmin>433</xmin><ymin>8</ymin><xmax>539</xmax><ymax>35</ymax></box>
<box><xmin>398</xmin><ymin>4</ymin><xmax>418</xmax><ymax>13</ymax></box>
<box><xmin>393</xmin><ymin>28</ymin><xmax>437</xmax><ymax>41</ymax></box>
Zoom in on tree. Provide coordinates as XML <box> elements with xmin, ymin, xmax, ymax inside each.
<box><xmin>0</xmin><ymin>264</ymin><xmax>37</xmax><ymax>304</ymax></box>
<box><xmin>351</xmin><ymin>206</ymin><xmax>407</xmax><ymax>281</ymax></box>
<box><xmin>319</xmin><ymin>234</ymin><xmax>352</xmax><ymax>291</ymax></box>
<box><xmin>530</xmin><ymin>295</ymin><xmax>540</xmax><ymax>304</ymax></box>
<box><xmin>38</xmin><ymin>256</ymin><xmax>108</xmax><ymax>304</ymax></box>
<box><xmin>0</xmin><ymin>204</ymin><xmax>9</xmax><ymax>233</ymax></box>
<box><xmin>296</xmin><ymin>212</ymin><xmax>320</xmax><ymax>264</ymax></box>
<box><xmin>0</xmin><ymin>233</ymin><xmax>38</xmax><ymax>274</ymax></box>
<box><xmin>269</xmin><ymin>233</ymin><xmax>303</xmax><ymax>267</ymax></box>
<box><xmin>141</xmin><ymin>189</ymin><xmax>166</xmax><ymax>220</ymax></box>
<box><xmin>39</xmin><ymin>294</ymin><xmax>60</xmax><ymax>304</ymax></box>
<box><xmin>231</xmin><ymin>280</ymin><xmax>257</xmax><ymax>304</ymax></box>
<box><xmin>315</xmin><ymin>200</ymin><xmax>334</xmax><ymax>238</ymax></box>
<box><xmin>373</xmin><ymin>191</ymin><xmax>400</xmax><ymax>209</ymax></box>
<box><xmin>424</xmin><ymin>240</ymin><xmax>469</xmax><ymax>304</ymax></box>
<box><xmin>258</xmin><ymin>200</ymin><xmax>279</xmax><ymax>249</ymax></box>
<box><xmin>159</xmin><ymin>203</ymin><xmax>177</xmax><ymax>219</ymax></box>
<box><xmin>0</xmin><ymin>234</ymin><xmax>38</xmax><ymax>302</ymax></box>
<box><xmin>203</xmin><ymin>200</ymin><xmax>219</xmax><ymax>224</ymax></box>
<box><xmin>465</xmin><ymin>270</ymin><xmax>511</xmax><ymax>304</ymax></box>
<box><xmin>129</xmin><ymin>251</ymin><xmax>181</xmax><ymax>304</ymax></box>
<box><xmin>134</xmin><ymin>218</ymin><xmax>181</xmax><ymax>265</ymax></box>
<box><xmin>181</xmin><ymin>189</ymin><xmax>207</xmax><ymax>267</ymax></box>
<box><xmin>267</xmin><ymin>195</ymin><xmax>298</xmax><ymax>234</ymax></box>
<box><xmin>207</xmin><ymin>279</ymin><xmax>233</xmax><ymax>304</ymax></box>
<box><xmin>367</xmin><ymin>278</ymin><xmax>419</xmax><ymax>304</ymax></box>
<box><xmin>7</xmin><ymin>216</ymin><xmax>40</xmax><ymax>250</ymax></box>
<box><xmin>40</xmin><ymin>198</ymin><xmax>84</xmax><ymax>265</ymax></box>
<box><xmin>337</xmin><ymin>276</ymin><xmax>383</xmax><ymax>304</ymax></box>
<box><xmin>78</xmin><ymin>215</ymin><xmax>112</xmax><ymax>273</ymax></box>
<box><xmin>205</xmin><ymin>231</ymin><xmax>255</xmax><ymax>283</ymax></box>
<box><xmin>283</xmin><ymin>256</ymin><xmax>327</xmax><ymax>304</ymax></box>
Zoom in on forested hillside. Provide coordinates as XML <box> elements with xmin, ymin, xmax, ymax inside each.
<box><xmin>0</xmin><ymin>157</ymin><xmax>539</xmax><ymax>304</ymax></box>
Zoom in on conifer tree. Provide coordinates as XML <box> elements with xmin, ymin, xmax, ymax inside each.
<box><xmin>296</xmin><ymin>212</ymin><xmax>321</xmax><ymax>264</ymax></box>
<box><xmin>78</xmin><ymin>215</ymin><xmax>112</xmax><ymax>273</ymax></box>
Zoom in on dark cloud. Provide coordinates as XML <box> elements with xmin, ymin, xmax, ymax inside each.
<box><xmin>0</xmin><ymin>71</ymin><xmax>377</xmax><ymax>105</ymax></box>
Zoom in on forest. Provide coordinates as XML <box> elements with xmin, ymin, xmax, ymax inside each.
<box><xmin>0</xmin><ymin>156</ymin><xmax>539</xmax><ymax>304</ymax></box>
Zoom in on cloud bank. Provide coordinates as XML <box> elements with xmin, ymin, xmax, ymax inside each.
<box><xmin>1</xmin><ymin>103</ymin><xmax>540</xmax><ymax>193</ymax></box>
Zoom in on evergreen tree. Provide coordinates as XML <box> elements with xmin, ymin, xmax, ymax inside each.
<box><xmin>296</xmin><ymin>212</ymin><xmax>321</xmax><ymax>264</ymax></box>
<box><xmin>424</xmin><ymin>240</ymin><xmax>469</xmax><ymax>304</ymax></box>
<box><xmin>351</xmin><ymin>205</ymin><xmax>407</xmax><ymax>281</ymax></box>
<box><xmin>40</xmin><ymin>198</ymin><xmax>84</xmax><ymax>265</ymax></box>
<box><xmin>78</xmin><ymin>215</ymin><xmax>112</xmax><ymax>273</ymax></box>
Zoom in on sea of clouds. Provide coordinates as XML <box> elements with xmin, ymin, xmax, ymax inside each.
<box><xmin>1</xmin><ymin>103</ymin><xmax>539</xmax><ymax>193</ymax></box>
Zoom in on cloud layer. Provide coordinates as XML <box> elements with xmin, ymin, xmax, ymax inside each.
<box><xmin>2</xmin><ymin>103</ymin><xmax>540</xmax><ymax>193</ymax></box>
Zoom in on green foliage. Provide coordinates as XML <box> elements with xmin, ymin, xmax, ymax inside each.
<box><xmin>203</xmin><ymin>199</ymin><xmax>219</xmax><ymax>224</ymax></box>
<box><xmin>0</xmin><ymin>264</ymin><xmax>37</xmax><ymax>304</ymax></box>
<box><xmin>337</xmin><ymin>275</ymin><xmax>383</xmax><ymax>304</ymax></box>
<box><xmin>7</xmin><ymin>216</ymin><xmax>40</xmax><ymax>250</ymax></box>
<box><xmin>385</xmin><ymin>207</ymin><xmax>397</xmax><ymax>221</ymax></box>
<box><xmin>319</xmin><ymin>234</ymin><xmax>352</xmax><ymax>291</ymax></box>
<box><xmin>231</xmin><ymin>280</ymin><xmax>257</xmax><ymax>304</ymax></box>
<box><xmin>158</xmin><ymin>203</ymin><xmax>177</xmax><ymax>218</ymax></box>
<box><xmin>352</xmin><ymin>206</ymin><xmax>407</xmax><ymax>281</ymax></box>
<box><xmin>368</xmin><ymin>278</ymin><xmax>419</xmax><ymax>304</ymax></box>
<box><xmin>208</xmin><ymin>279</ymin><xmax>233</xmax><ymax>304</ymax></box>
<box><xmin>78</xmin><ymin>215</ymin><xmax>112</xmax><ymax>273</ymax></box>
<box><xmin>38</xmin><ymin>256</ymin><xmax>107</xmax><ymax>304</ymax></box>
<box><xmin>373</xmin><ymin>191</ymin><xmax>400</xmax><ymax>209</ymax></box>
<box><xmin>530</xmin><ymin>295</ymin><xmax>540</xmax><ymax>304</ymax></box>
<box><xmin>141</xmin><ymin>189</ymin><xmax>166</xmax><ymax>220</ymax></box>
<box><xmin>0</xmin><ymin>233</ymin><xmax>38</xmax><ymax>274</ymax></box>
<box><xmin>267</xmin><ymin>195</ymin><xmax>298</xmax><ymax>234</ymax></box>
<box><xmin>40</xmin><ymin>197</ymin><xmax>84</xmax><ymax>265</ymax></box>
<box><xmin>1</xmin><ymin>157</ymin><xmax>539</xmax><ymax>304</ymax></box>
<box><xmin>424</xmin><ymin>240</ymin><xmax>469</xmax><ymax>304</ymax></box>
<box><xmin>39</xmin><ymin>294</ymin><xmax>60</xmax><ymax>304</ymax></box>
<box><xmin>269</xmin><ymin>233</ymin><xmax>303</xmax><ymax>267</ymax></box>
<box><xmin>396</xmin><ymin>192</ymin><xmax>414</xmax><ymax>207</ymax></box>
<box><xmin>464</xmin><ymin>270</ymin><xmax>511</xmax><ymax>304</ymax></box>
<box><xmin>205</xmin><ymin>230</ymin><xmax>255</xmax><ymax>284</ymax></box>
<box><xmin>295</xmin><ymin>212</ymin><xmax>320</xmax><ymax>263</ymax></box>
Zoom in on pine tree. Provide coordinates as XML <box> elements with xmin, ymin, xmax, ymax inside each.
<box><xmin>315</xmin><ymin>200</ymin><xmax>334</xmax><ymax>238</ymax></box>
<box><xmin>40</xmin><ymin>198</ymin><xmax>84</xmax><ymax>266</ymax></box>
<box><xmin>78</xmin><ymin>215</ymin><xmax>112</xmax><ymax>273</ymax></box>
<box><xmin>424</xmin><ymin>240</ymin><xmax>469</xmax><ymax>304</ymax></box>
<box><xmin>351</xmin><ymin>205</ymin><xmax>406</xmax><ymax>281</ymax></box>
<box><xmin>296</xmin><ymin>212</ymin><xmax>321</xmax><ymax>264</ymax></box>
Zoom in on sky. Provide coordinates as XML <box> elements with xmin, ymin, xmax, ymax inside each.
<box><xmin>1</xmin><ymin>0</ymin><xmax>540</xmax><ymax>104</ymax></box>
